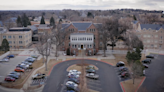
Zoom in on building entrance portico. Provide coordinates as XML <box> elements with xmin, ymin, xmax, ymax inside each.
<box><xmin>81</xmin><ymin>45</ymin><xmax>83</xmax><ymax>49</ymax></box>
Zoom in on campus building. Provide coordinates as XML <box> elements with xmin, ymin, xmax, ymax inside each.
<box><xmin>1</xmin><ymin>27</ymin><xmax>32</xmax><ymax>48</ymax></box>
<box><xmin>133</xmin><ymin>23</ymin><xmax>164</xmax><ymax>50</ymax></box>
<box><xmin>61</xmin><ymin>21</ymin><xmax>102</xmax><ymax>55</ymax></box>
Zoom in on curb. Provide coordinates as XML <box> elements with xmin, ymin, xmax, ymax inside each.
<box><xmin>135</xmin><ymin>77</ymin><xmax>146</xmax><ymax>92</ymax></box>
<box><xmin>120</xmin><ymin>82</ymin><xmax>126</xmax><ymax>92</ymax></box>
<box><xmin>48</xmin><ymin>58</ymin><xmax>113</xmax><ymax>76</ymax></box>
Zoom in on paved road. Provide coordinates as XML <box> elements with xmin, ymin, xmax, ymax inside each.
<box><xmin>43</xmin><ymin>59</ymin><xmax>122</xmax><ymax>92</ymax></box>
<box><xmin>139</xmin><ymin>54</ymin><xmax>164</xmax><ymax>92</ymax></box>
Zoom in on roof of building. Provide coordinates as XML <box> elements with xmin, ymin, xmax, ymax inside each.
<box><xmin>9</xmin><ymin>27</ymin><xmax>31</xmax><ymax>32</ymax></box>
<box><xmin>62</xmin><ymin>22</ymin><xmax>102</xmax><ymax>31</ymax></box>
<box><xmin>28</xmin><ymin>25</ymin><xmax>37</xmax><ymax>31</ymax></box>
<box><xmin>5</xmin><ymin>17</ymin><xmax>17</xmax><ymax>23</ymax></box>
<box><xmin>0</xmin><ymin>27</ymin><xmax>7</xmax><ymax>33</ymax></box>
<box><xmin>133</xmin><ymin>21</ymin><xmax>138</xmax><ymax>24</ymax></box>
<box><xmin>70</xmin><ymin>33</ymin><xmax>93</xmax><ymax>35</ymax></box>
<box><xmin>140</xmin><ymin>24</ymin><xmax>164</xmax><ymax>30</ymax></box>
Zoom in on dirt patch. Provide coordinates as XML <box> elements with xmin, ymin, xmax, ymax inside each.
<box><xmin>36</xmin><ymin>59</ymin><xmax>62</xmax><ymax>75</ymax></box>
<box><xmin>0</xmin><ymin>51</ymin><xmax>5</xmax><ymax>55</ymax></box>
<box><xmin>88</xmin><ymin>89</ymin><xmax>99</xmax><ymax>92</ymax></box>
<box><xmin>0</xmin><ymin>58</ymin><xmax>44</xmax><ymax>89</ymax></box>
<box><xmin>121</xmin><ymin>77</ymin><xmax>144</xmax><ymax>92</ymax></box>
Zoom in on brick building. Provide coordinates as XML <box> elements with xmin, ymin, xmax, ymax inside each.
<box><xmin>61</xmin><ymin>22</ymin><xmax>102</xmax><ymax>55</ymax></box>
<box><xmin>133</xmin><ymin>23</ymin><xmax>164</xmax><ymax>50</ymax></box>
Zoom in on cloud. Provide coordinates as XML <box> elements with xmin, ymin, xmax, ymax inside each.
<box><xmin>0</xmin><ymin>0</ymin><xmax>163</xmax><ymax>10</ymax></box>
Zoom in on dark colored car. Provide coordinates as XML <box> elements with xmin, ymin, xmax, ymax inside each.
<box><xmin>118</xmin><ymin>67</ymin><xmax>128</xmax><ymax>75</ymax></box>
<box><xmin>86</xmin><ymin>69</ymin><xmax>96</xmax><ymax>73</ymax></box>
<box><xmin>31</xmin><ymin>55</ymin><xmax>39</xmax><ymax>59</ymax></box>
<box><xmin>7</xmin><ymin>55</ymin><xmax>15</xmax><ymax>58</ymax></box>
<box><xmin>25</xmin><ymin>58</ymin><xmax>35</xmax><ymax>63</ymax></box>
<box><xmin>142</xmin><ymin>58</ymin><xmax>151</xmax><ymax>64</ymax></box>
<box><xmin>143</xmin><ymin>64</ymin><xmax>149</xmax><ymax>68</ymax></box>
<box><xmin>116</xmin><ymin>61</ymin><xmax>125</xmax><ymax>67</ymax></box>
<box><xmin>68</xmin><ymin>78</ymin><xmax>80</xmax><ymax>84</ymax></box>
<box><xmin>66</xmin><ymin>84</ymin><xmax>79</xmax><ymax>92</ymax></box>
<box><xmin>8</xmin><ymin>74</ymin><xmax>19</xmax><ymax>79</ymax></box>
<box><xmin>10</xmin><ymin>71</ymin><xmax>20</xmax><ymax>76</ymax></box>
<box><xmin>146</xmin><ymin>55</ymin><xmax>154</xmax><ymax>59</ymax></box>
<box><xmin>4</xmin><ymin>77</ymin><xmax>15</xmax><ymax>82</ymax></box>
<box><xmin>121</xmin><ymin>72</ymin><xmax>130</xmax><ymax>78</ymax></box>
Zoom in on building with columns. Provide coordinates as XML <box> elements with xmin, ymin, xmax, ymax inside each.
<box><xmin>61</xmin><ymin>21</ymin><xmax>102</xmax><ymax>55</ymax></box>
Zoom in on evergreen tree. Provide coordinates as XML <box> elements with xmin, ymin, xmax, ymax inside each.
<box><xmin>32</xmin><ymin>16</ymin><xmax>35</xmax><ymax>21</ymax></box>
<box><xmin>17</xmin><ymin>16</ymin><xmax>22</xmax><ymax>27</ymax></box>
<box><xmin>1</xmin><ymin>39</ymin><xmax>9</xmax><ymax>52</ymax></box>
<box><xmin>40</xmin><ymin>16</ymin><xmax>45</xmax><ymax>24</ymax></box>
<box><xmin>87</xmin><ymin>12</ymin><xmax>94</xmax><ymax>18</ymax></box>
<box><xmin>133</xmin><ymin>15</ymin><xmax>137</xmax><ymax>20</ymax></box>
<box><xmin>21</xmin><ymin>13</ymin><xmax>27</xmax><ymax>27</ymax></box>
<box><xmin>59</xmin><ymin>18</ymin><xmax>62</xmax><ymax>24</ymax></box>
<box><xmin>50</xmin><ymin>17</ymin><xmax>55</xmax><ymax>27</ymax></box>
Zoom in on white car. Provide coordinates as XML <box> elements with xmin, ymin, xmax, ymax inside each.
<box><xmin>69</xmin><ymin>70</ymin><xmax>81</xmax><ymax>75</ymax></box>
<box><xmin>21</xmin><ymin>61</ymin><xmax>32</xmax><ymax>66</ymax></box>
<box><xmin>65</xmin><ymin>81</ymin><xmax>78</xmax><ymax>87</ymax></box>
<box><xmin>21</xmin><ymin>64</ymin><xmax>29</xmax><ymax>68</ymax></box>
<box><xmin>0</xmin><ymin>58</ymin><xmax>9</xmax><ymax>62</ymax></box>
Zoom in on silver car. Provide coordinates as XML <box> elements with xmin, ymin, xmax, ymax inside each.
<box><xmin>0</xmin><ymin>58</ymin><xmax>9</xmax><ymax>62</ymax></box>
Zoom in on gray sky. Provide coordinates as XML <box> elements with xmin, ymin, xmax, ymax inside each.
<box><xmin>0</xmin><ymin>0</ymin><xmax>164</xmax><ymax>10</ymax></box>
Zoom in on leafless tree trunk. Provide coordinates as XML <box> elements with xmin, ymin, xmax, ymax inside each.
<box><xmin>36</xmin><ymin>32</ymin><xmax>51</xmax><ymax>71</ymax></box>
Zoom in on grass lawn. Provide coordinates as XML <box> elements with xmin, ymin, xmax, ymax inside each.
<box><xmin>0</xmin><ymin>51</ymin><xmax>5</xmax><ymax>55</ymax></box>
<box><xmin>121</xmin><ymin>77</ymin><xmax>145</xmax><ymax>92</ymax></box>
<box><xmin>36</xmin><ymin>59</ymin><xmax>62</xmax><ymax>75</ymax></box>
<box><xmin>0</xmin><ymin>58</ymin><xmax>44</xmax><ymax>89</ymax></box>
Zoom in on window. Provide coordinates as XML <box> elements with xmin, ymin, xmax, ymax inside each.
<box><xmin>155</xmin><ymin>35</ymin><xmax>158</xmax><ymax>38</ymax></box>
<box><xmin>19</xmin><ymin>36</ymin><xmax>22</xmax><ymax>38</ymax></box>
<box><xmin>10</xmin><ymin>46</ymin><xmax>12</xmax><ymax>48</ymax></box>
<box><xmin>9</xmin><ymin>41</ymin><xmax>12</xmax><ymax>44</ymax></box>
<box><xmin>13</xmin><ymin>36</ymin><xmax>15</xmax><ymax>38</ymax></box>
<box><xmin>69</xmin><ymin>36</ymin><xmax>70</xmax><ymax>39</ymax></box>
<box><xmin>161</xmin><ymin>36</ymin><xmax>163</xmax><ymax>39</ymax></box>
<box><xmin>100</xmin><ymin>42</ymin><xmax>103</xmax><ymax>47</ymax></box>
<box><xmin>19</xmin><ymin>41</ymin><xmax>22</xmax><ymax>44</ymax></box>
<box><xmin>75</xmin><ymin>45</ymin><xmax>76</xmax><ymax>48</ymax></box>
<box><xmin>69</xmin><ymin>43</ymin><xmax>70</xmax><ymax>46</ymax></box>
<box><xmin>90</xmin><ymin>44</ymin><xmax>92</xmax><ymax>48</ymax></box>
<box><xmin>87</xmin><ymin>45</ymin><xmax>89</xmax><ymax>48</ymax></box>
<box><xmin>72</xmin><ymin>44</ymin><xmax>74</xmax><ymax>48</ymax></box>
<box><xmin>78</xmin><ymin>45</ymin><xmax>80</xmax><ymax>48</ymax></box>
<box><xmin>14</xmin><ymin>41</ymin><xmax>15</xmax><ymax>44</ymax></box>
<box><xmin>8</xmin><ymin>36</ymin><xmax>12</xmax><ymax>39</ymax></box>
<box><xmin>154</xmin><ymin>45</ymin><xmax>157</xmax><ymax>47</ymax></box>
<box><xmin>3</xmin><ymin>36</ymin><xmax>6</xmax><ymax>39</ymax></box>
<box><xmin>147</xmin><ymin>40</ymin><xmax>150</xmax><ymax>43</ymax></box>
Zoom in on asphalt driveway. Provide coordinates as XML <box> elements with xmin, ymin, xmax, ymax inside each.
<box><xmin>139</xmin><ymin>54</ymin><xmax>164</xmax><ymax>92</ymax></box>
<box><xmin>43</xmin><ymin>59</ymin><xmax>122</xmax><ymax>92</ymax></box>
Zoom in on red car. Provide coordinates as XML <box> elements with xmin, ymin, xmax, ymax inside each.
<box><xmin>121</xmin><ymin>72</ymin><xmax>130</xmax><ymax>78</ymax></box>
<box><xmin>4</xmin><ymin>77</ymin><xmax>15</xmax><ymax>82</ymax></box>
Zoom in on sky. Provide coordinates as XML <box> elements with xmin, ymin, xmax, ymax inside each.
<box><xmin>0</xmin><ymin>0</ymin><xmax>164</xmax><ymax>10</ymax></box>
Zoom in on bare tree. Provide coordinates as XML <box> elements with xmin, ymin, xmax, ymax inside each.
<box><xmin>51</xmin><ymin>24</ymin><xmax>68</xmax><ymax>60</ymax></box>
<box><xmin>106</xmin><ymin>17</ymin><xmax>132</xmax><ymax>50</ymax></box>
<box><xmin>129</xmin><ymin>62</ymin><xmax>143</xmax><ymax>84</ymax></box>
<box><xmin>36</xmin><ymin>32</ymin><xmax>51</xmax><ymax>71</ymax></box>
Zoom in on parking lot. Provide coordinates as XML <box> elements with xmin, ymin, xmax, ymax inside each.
<box><xmin>139</xmin><ymin>54</ymin><xmax>164</xmax><ymax>92</ymax></box>
<box><xmin>0</xmin><ymin>50</ymin><xmax>39</xmax><ymax>82</ymax></box>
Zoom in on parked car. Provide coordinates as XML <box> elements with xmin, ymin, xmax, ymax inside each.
<box><xmin>25</xmin><ymin>58</ymin><xmax>35</xmax><ymax>63</ymax></box>
<box><xmin>86</xmin><ymin>65</ymin><xmax>95</xmax><ymax>70</ymax></box>
<box><xmin>116</xmin><ymin>61</ymin><xmax>125</xmax><ymax>67</ymax></box>
<box><xmin>8</xmin><ymin>74</ymin><xmax>19</xmax><ymax>79</ymax></box>
<box><xmin>7</xmin><ymin>55</ymin><xmax>15</xmax><ymax>58</ymax></box>
<box><xmin>32</xmin><ymin>73</ymin><xmax>46</xmax><ymax>80</ymax></box>
<box><xmin>31</xmin><ymin>55</ymin><xmax>39</xmax><ymax>58</ymax></box>
<box><xmin>0</xmin><ymin>58</ymin><xmax>9</xmax><ymax>62</ymax></box>
<box><xmin>66</xmin><ymin>81</ymin><xmax>78</xmax><ymax>87</ymax></box>
<box><xmin>86</xmin><ymin>69</ymin><xmax>96</xmax><ymax>73</ymax></box>
<box><xmin>118</xmin><ymin>67</ymin><xmax>128</xmax><ymax>75</ymax></box>
<box><xmin>10</xmin><ymin>71</ymin><xmax>20</xmax><ymax>76</ymax></box>
<box><xmin>21</xmin><ymin>61</ymin><xmax>32</xmax><ymax>66</ymax></box>
<box><xmin>121</xmin><ymin>72</ymin><xmax>130</xmax><ymax>78</ymax></box>
<box><xmin>142</xmin><ymin>59</ymin><xmax>151</xmax><ymax>64</ymax></box>
<box><xmin>86</xmin><ymin>73</ymin><xmax>99</xmax><ymax>80</ymax></box>
<box><xmin>143</xmin><ymin>64</ymin><xmax>149</xmax><ymax>68</ymax></box>
<box><xmin>4</xmin><ymin>77</ymin><xmax>15</xmax><ymax>82</ymax></box>
<box><xmin>16</xmin><ymin>64</ymin><xmax>27</xmax><ymax>69</ymax></box>
<box><xmin>14</xmin><ymin>68</ymin><xmax>24</xmax><ymax>72</ymax></box>
<box><xmin>68</xmin><ymin>78</ymin><xmax>80</xmax><ymax>84</ymax></box>
<box><xmin>146</xmin><ymin>55</ymin><xmax>154</xmax><ymax>59</ymax></box>
<box><xmin>27</xmin><ymin>57</ymin><xmax>36</xmax><ymax>61</ymax></box>
<box><xmin>66</xmin><ymin>84</ymin><xmax>79</xmax><ymax>92</ymax></box>
<box><xmin>68</xmin><ymin>74</ymin><xmax>80</xmax><ymax>80</ymax></box>
<box><xmin>69</xmin><ymin>70</ymin><xmax>81</xmax><ymax>75</ymax></box>
<box><xmin>67</xmin><ymin>90</ymin><xmax>75</xmax><ymax>92</ymax></box>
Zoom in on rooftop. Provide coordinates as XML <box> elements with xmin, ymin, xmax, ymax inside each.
<box><xmin>70</xmin><ymin>33</ymin><xmax>93</xmax><ymax>35</ymax></box>
<box><xmin>140</xmin><ymin>24</ymin><xmax>164</xmax><ymax>30</ymax></box>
